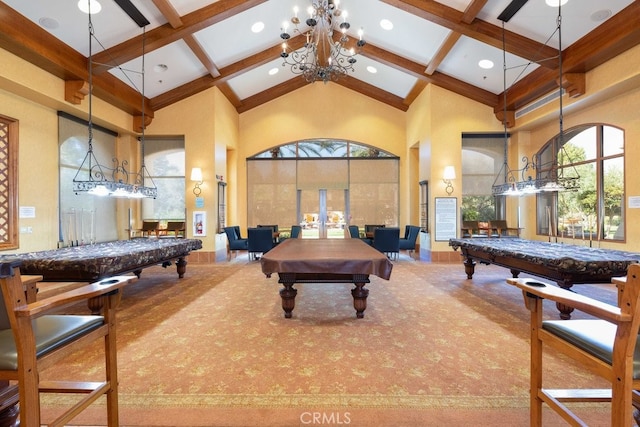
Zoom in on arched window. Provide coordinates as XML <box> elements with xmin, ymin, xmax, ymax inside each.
<box><xmin>536</xmin><ymin>124</ymin><xmax>625</xmax><ymax>241</ymax></box>
<box><xmin>247</xmin><ymin>139</ymin><xmax>399</xmax><ymax>238</ymax></box>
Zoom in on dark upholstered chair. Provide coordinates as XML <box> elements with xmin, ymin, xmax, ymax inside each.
<box><xmin>349</xmin><ymin>225</ymin><xmax>372</xmax><ymax>245</ymax></box>
<box><xmin>290</xmin><ymin>225</ymin><xmax>302</xmax><ymax>239</ymax></box>
<box><xmin>223</xmin><ymin>226</ymin><xmax>248</xmax><ymax>260</ymax></box>
<box><xmin>373</xmin><ymin>227</ymin><xmax>400</xmax><ymax>260</ymax></box>
<box><xmin>365</xmin><ymin>224</ymin><xmax>385</xmax><ymax>235</ymax></box>
<box><xmin>399</xmin><ymin>225</ymin><xmax>420</xmax><ymax>257</ymax></box>
<box><xmin>507</xmin><ymin>264</ymin><xmax>640</xmax><ymax>426</ymax></box>
<box><xmin>0</xmin><ymin>260</ymin><xmax>135</xmax><ymax>426</ymax></box>
<box><xmin>248</xmin><ymin>227</ymin><xmax>275</xmax><ymax>260</ymax></box>
<box><xmin>258</xmin><ymin>224</ymin><xmax>279</xmax><ymax>243</ymax></box>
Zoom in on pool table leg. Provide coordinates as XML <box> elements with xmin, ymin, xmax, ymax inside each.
<box><xmin>279</xmin><ymin>282</ymin><xmax>297</xmax><ymax>318</ymax></box>
<box><xmin>176</xmin><ymin>257</ymin><xmax>187</xmax><ymax>278</ymax></box>
<box><xmin>352</xmin><ymin>286</ymin><xmax>369</xmax><ymax>319</ymax></box>
<box><xmin>556</xmin><ymin>282</ymin><xmax>576</xmax><ymax>319</ymax></box>
<box><xmin>463</xmin><ymin>257</ymin><xmax>476</xmax><ymax>279</ymax></box>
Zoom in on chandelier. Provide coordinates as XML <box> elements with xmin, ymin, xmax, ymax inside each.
<box><xmin>279</xmin><ymin>0</ymin><xmax>365</xmax><ymax>83</ymax></box>
<box><xmin>491</xmin><ymin>2</ymin><xmax>578</xmax><ymax>197</ymax></box>
<box><xmin>73</xmin><ymin>0</ymin><xmax>157</xmax><ymax>199</ymax></box>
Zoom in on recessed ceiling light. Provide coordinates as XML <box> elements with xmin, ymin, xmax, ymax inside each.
<box><xmin>545</xmin><ymin>0</ymin><xmax>568</xmax><ymax>6</ymax></box>
<box><xmin>268</xmin><ymin>67</ymin><xmax>279</xmax><ymax>76</ymax></box>
<box><xmin>478</xmin><ymin>59</ymin><xmax>494</xmax><ymax>69</ymax></box>
<box><xmin>366</xmin><ymin>66</ymin><xmax>377</xmax><ymax>74</ymax></box>
<box><xmin>591</xmin><ymin>9</ymin><xmax>612</xmax><ymax>22</ymax></box>
<box><xmin>77</xmin><ymin>0</ymin><xmax>102</xmax><ymax>14</ymax></box>
<box><xmin>380</xmin><ymin>19</ymin><xmax>393</xmax><ymax>31</ymax></box>
<box><xmin>251</xmin><ymin>21</ymin><xmax>265</xmax><ymax>33</ymax></box>
<box><xmin>39</xmin><ymin>17</ymin><xmax>59</xmax><ymax>30</ymax></box>
<box><xmin>154</xmin><ymin>64</ymin><xmax>168</xmax><ymax>73</ymax></box>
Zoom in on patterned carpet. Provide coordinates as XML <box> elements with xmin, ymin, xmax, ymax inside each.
<box><xmin>39</xmin><ymin>252</ymin><xmax>615</xmax><ymax>426</ymax></box>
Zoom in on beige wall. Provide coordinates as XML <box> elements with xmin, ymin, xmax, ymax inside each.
<box><xmin>406</xmin><ymin>85</ymin><xmax>504</xmax><ymax>252</ymax></box>
<box><xmin>238</xmin><ymin>83</ymin><xmax>407</xmax><ymax>231</ymax></box>
<box><xmin>149</xmin><ymin>87</ymin><xmax>239</xmax><ymax>253</ymax></box>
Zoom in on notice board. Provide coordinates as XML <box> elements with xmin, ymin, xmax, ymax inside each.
<box><xmin>435</xmin><ymin>197</ymin><xmax>457</xmax><ymax>241</ymax></box>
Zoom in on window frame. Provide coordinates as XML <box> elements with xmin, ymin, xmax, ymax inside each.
<box><xmin>536</xmin><ymin>123</ymin><xmax>625</xmax><ymax>242</ymax></box>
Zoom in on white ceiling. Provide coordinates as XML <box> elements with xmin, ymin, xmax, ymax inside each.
<box><xmin>2</xmin><ymin>0</ymin><xmax>634</xmax><ymax>106</ymax></box>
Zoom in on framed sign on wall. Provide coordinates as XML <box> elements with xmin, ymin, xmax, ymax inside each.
<box><xmin>193</xmin><ymin>211</ymin><xmax>206</xmax><ymax>237</ymax></box>
<box><xmin>434</xmin><ymin>197</ymin><xmax>457</xmax><ymax>241</ymax></box>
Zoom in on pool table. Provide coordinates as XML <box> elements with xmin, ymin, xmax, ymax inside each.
<box><xmin>2</xmin><ymin>238</ymin><xmax>203</xmax><ymax>282</ymax></box>
<box><xmin>449</xmin><ymin>238</ymin><xmax>640</xmax><ymax>319</ymax></box>
<box><xmin>261</xmin><ymin>238</ymin><xmax>393</xmax><ymax>318</ymax></box>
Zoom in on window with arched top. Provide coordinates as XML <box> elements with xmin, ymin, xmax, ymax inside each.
<box><xmin>536</xmin><ymin>124</ymin><xmax>625</xmax><ymax>242</ymax></box>
<box><xmin>247</xmin><ymin>139</ymin><xmax>399</xmax><ymax>237</ymax></box>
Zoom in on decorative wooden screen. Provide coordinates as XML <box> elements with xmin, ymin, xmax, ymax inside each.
<box><xmin>0</xmin><ymin>115</ymin><xmax>18</xmax><ymax>250</ymax></box>
<box><xmin>419</xmin><ymin>180</ymin><xmax>428</xmax><ymax>233</ymax></box>
<box><xmin>217</xmin><ymin>181</ymin><xmax>226</xmax><ymax>234</ymax></box>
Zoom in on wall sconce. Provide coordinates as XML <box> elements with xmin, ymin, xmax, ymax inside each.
<box><xmin>191</xmin><ymin>167</ymin><xmax>203</xmax><ymax>196</ymax></box>
<box><xmin>443</xmin><ymin>166</ymin><xmax>456</xmax><ymax>195</ymax></box>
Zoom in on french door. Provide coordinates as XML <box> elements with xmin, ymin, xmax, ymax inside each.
<box><xmin>299</xmin><ymin>189</ymin><xmax>348</xmax><ymax>239</ymax></box>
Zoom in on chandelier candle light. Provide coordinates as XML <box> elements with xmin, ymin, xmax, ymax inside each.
<box><xmin>491</xmin><ymin>1</ymin><xmax>578</xmax><ymax>197</ymax></box>
<box><xmin>280</xmin><ymin>0</ymin><xmax>365</xmax><ymax>83</ymax></box>
<box><xmin>73</xmin><ymin>0</ymin><xmax>157</xmax><ymax>199</ymax></box>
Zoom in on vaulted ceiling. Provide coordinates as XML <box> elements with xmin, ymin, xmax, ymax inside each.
<box><xmin>1</xmin><ymin>0</ymin><xmax>638</xmax><ymax>129</ymax></box>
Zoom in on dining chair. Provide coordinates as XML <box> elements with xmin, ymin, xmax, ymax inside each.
<box><xmin>223</xmin><ymin>226</ymin><xmax>248</xmax><ymax>260</ymax></box>
<box><xmin>398</xmin><ymin>225</ymin><xmax>420</xmax><ymax>258</ymax></box>
<box><xmin>460</xmin><ymin>221</ymin><xmax>479</xmax><ymax>238</ymax></box>
<box><xmin>373</xmin><ymin>227</ymin><xmax>400</xmax><ymax>260</ymax></box>
<box><xmin>161</xmin><ymin>221</ymin><xmax>186</xmax><ymax>238</ymax></box>
<box><xmin>0</xmin><ymin>260</ymin><xmax>135</xmax><ymax>426</ymax></box>
<box><xmin>136</xmin><ymin>220</ymin><xmax>159</xmax><ymax>238</ymax></box>
<box><xmin>507</xmin><ymin>264</ymin><xmax>640</xmax><ymax>426</ymax></box>
<box><xmin>248</xmin><ymin>227</ymin><xmax>275</xmax><ymax>260</ymax></box>
<box><xmin>488</xmin><ymin>220</ymin><xmax>520</xmax><ymax>237</ymax></box>
<box><xmin>290</xmin><ymin>225</ymin><xmax>302</xmax><ymax>239</ymax></box>
<box><xmin>257</xmin><ymin>224</ymin><xmax>279</xmax><ymax>243</ymax></box>
<box><xmin>349</xmin><ymin>225</ymin><xmax>372</xmax><ymax>245</ymax></box>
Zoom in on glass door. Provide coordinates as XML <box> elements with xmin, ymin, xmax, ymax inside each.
<box><xmin>299</xmin><ymin>189</ymin><xmax>347</xmax><ymax>239</ymax></box>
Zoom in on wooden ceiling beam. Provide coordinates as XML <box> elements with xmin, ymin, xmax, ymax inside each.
<box><xmin>236</xmin><ymin>78</ymin><xmax>310</xmax><ymax>114</ymax></box>
<box><xmin>0</xmin><ymin>3</ymin><xmax>154</xmax><ymax>120</ymax></box>
<box><xmin>363</xmin><ymin>43</ymin><xmax>497</xmax><ymax>107</ymax></box>
<box><xmin>337</xmin><ymin>77</ymin><xmax>409</xmax><ymax>111</ymax></box>
<box><xmin>151</xmin><ymin>37</ymin><xmax>306</xmax><ymax>111</ymax></box>
<box><xmin>184</xmin><ymin>34</ymin><xmax>221</xmax><ymax>78</ymax></box>
<box><xmin>461</xmin><ymin>0</ymin><xmax>489</xmax><ymax>24</ymax></box>
<box><xmin>495</xmin><ymin>1</ymin><xmax>640</xmax><ymax>114</ymax></box>
<box><xmin>381</xmin><ymin>0</ymin><xmax>558</xmax><ymax>68</ymax></box>
<box><xmin>425</xmin><ymin>0</ymin><xmax>487</xmax><ymax>75</ymax></box>
<box><xmin>151</xmin><ymin>0</ymin><xmax>183</xmax><ymax>28</ymax></box>
<box><xmin>425</xmin><ymin>32</ymin><xmax>460</xmax><ymax>76</ymax></box>
<box><xmin>92</xmin><ymin>0</ymin><xmax>267</xmax><ymax>73</ymax></box>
